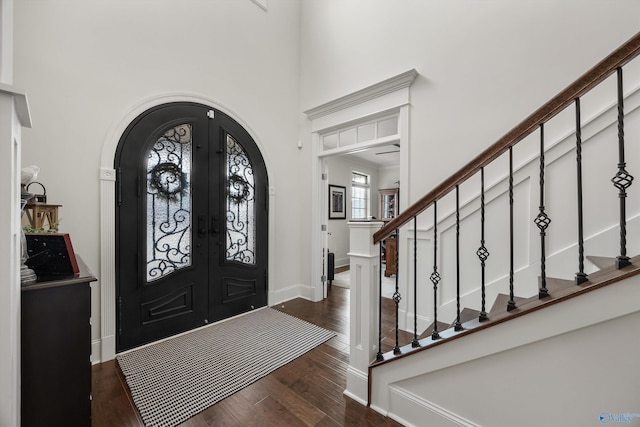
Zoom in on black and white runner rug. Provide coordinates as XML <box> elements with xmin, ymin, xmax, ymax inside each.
<box><xmin>116</xmin><ymin>308</ymin><xmax>335</xmax><ymax>427</ymax></box>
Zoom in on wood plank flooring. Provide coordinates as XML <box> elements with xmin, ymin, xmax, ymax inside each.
<box><xmin>91</xmin><ymin>286</ymin><xmax>404</xmax><ymax>426</ymax></box>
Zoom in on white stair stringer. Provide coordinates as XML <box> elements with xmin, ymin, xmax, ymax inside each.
<box><xmin>369</xmin><ymin>273</ymin><xmax>640</xmax><ymax>427</ymax></box>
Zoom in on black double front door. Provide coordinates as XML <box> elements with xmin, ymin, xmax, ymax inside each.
<box><xmin>115</xmin><ymin>103</ymin><xmax>268</xmax><ymax>351</ymax></box>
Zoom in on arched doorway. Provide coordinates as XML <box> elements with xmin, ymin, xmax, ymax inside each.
<box><xmin>114</xmin><ymin>102</ymin><xmax>268</xmax><ymax>351</ymax></box>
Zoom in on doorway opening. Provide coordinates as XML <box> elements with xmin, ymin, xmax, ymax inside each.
<box><xmin>323</xmin><ymin>142</ymin><xmax>401</xmax><ymax>295</ymax></box>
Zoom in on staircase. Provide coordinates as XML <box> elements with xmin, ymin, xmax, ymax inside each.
<box><xmin>353</xmin><ymin>31</ymin><xmax>640</xmax><ymax>426</ymax></box>
<box><xmin>368</xmin><ymin>268</ymin><xmax>640</xmax><ymax>427</ymax></box>
<box><xmin>375</xmin><ymin>255</ymin><xmax>640</xmax><ymax>362</ymax></box>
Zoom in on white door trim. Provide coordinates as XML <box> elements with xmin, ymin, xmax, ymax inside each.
<box><xmin>304</xmin><ymin>70</ymin><xmax>417</xmax><ymax>302</ymax></box>
<box><xmin>98</xmin><ymin>93</ymin><xmax>275</xmax><ymax>362</ymax></box>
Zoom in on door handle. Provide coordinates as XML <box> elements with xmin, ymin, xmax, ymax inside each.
<box><xmin>198</xmin><ymin>215</ymin><xmax>207</xmax><ymax>237</ymax></box>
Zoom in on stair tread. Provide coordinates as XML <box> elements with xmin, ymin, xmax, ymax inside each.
<box><xmin>515</xmin><ymin>277</ymin><xmax>575</xmax><ymax>306</ymax></box>
<box><xmin>418</xmin><ymin>321</ymin><xmax>449</xmax><ymax>340</ymax></box>
<box><xmin>586</xmin><ymin>255</ymin><xmax>616</xmax><ymax>270</ymax></box>
<box><xmin>489</xmin><ymin>294</ymin><xmax>527</xmax><ymax>315</ymax></box>
<box><xmin>543</xmin><ymin>277</ymin><xmax>575</xmax><ymax>293</ymax></box>
<box><xmin>449</xmin><ymin>307</ymin><xmax>479</xmax><ymax>327</ymax></box>
<box><xmin>380</xmin><ymin>329</ymin><xmax>414</xmax><ymax>353</ymax></box>
<box><xmin>496</xmin><ymin>259</ymin><xmax>640</xmax><ymax>316</ymax></box>
<box><xmin>586</xmin><ymin>254</ymin><xmax>640</xmax><ymax>282</ymax></box>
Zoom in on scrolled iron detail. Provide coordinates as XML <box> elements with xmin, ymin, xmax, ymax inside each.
<box><xmin>149</xmin><ymin>162</ymin><xmax>186</xmax><ymax>198</ymax></box>
<box><xmin>228</xmin><ymin>174</ymin><xmax>251</xmax><ymax>204</ymax></box>
<box><xmin>612</xmin><ymin>167</ymin><xmax>634</xmax><ymax>192</ymax></box>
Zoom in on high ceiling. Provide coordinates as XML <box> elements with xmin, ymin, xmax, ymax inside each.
<box><xmin>341</xmin><ymin>143</ymin><xmax>400</xmax><ymax>167</ymax></box>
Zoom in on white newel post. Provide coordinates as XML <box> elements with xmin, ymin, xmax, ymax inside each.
<box><xmin>344</xmin><ymin>221</ymin><xmax>383</xmax><ymax>405</ymax></box>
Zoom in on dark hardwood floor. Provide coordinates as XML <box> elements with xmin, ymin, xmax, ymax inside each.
<box><xmin>91</xmin><ymin>286</ymin><xmax>405</xmax><ymax>426</ymax></box>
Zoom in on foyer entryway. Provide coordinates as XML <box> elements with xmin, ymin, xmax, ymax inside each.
<box><xmin>115</xmin><ymin>102</ymin><xmax>268</xmax><ymax>352</ymax></box>
<box><xmin>91</xmin><ymin>286</ymin><xmax>405</xmax><ymax>426</ymax></box>
<box><xmin>332</xmin><ymin>266</ymin><xmax>396</xmax><ymax>298</ymax></box>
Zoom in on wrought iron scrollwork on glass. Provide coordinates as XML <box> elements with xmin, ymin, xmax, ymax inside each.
<box><xmin>226</xmin><ymin>134</ymin><xmax>256</xmax><ymax>265</ymax></box>
<box><xmin>146</xmin><ymin>124</ymin><xmax>192</xmax><ymax>282</ymax></box>
<box><xmin>149</xmin><ymin>162</ymin><xmax>186</xmax><ymax>198</ymax></box>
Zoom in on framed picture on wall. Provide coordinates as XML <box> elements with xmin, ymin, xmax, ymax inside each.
<box><xmin>328</xmin><ymin>184</ymin><xmax>347</xmax><ymax>219</ymax></box>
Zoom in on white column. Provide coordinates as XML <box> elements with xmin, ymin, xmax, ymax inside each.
<box><xmin>99</xmin><ymin>168</ymin><xmax>116</xmax><ymax>362</ymax></box>
<box><xmin>0</xmin><ymin>82</ymin><xmax>31</xmax><ymax>427</ymax></box>
<box><xmin>344</xmin><ymin>221</ymin><xmax>383</xmax><ymax>405</ymax></box>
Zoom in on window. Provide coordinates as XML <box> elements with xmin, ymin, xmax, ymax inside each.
<box><xmin>351</xmin><ymin>171</ymin><xmax>370</xmax><ymax>219</ymax></box>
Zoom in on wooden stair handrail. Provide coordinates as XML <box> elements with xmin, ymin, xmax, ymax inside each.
<box><xmin>374</xmin><ymin>31</ymin><xmax>640</xmax><ymax>244</ymax></box>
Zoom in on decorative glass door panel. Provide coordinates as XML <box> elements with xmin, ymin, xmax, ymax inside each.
<box><xmin>225</xmin><ymin>134</ymin><xmax>255</xmax><ymax>265</ymax></box>
<box><xmin>146</xmin><ymin>124</ymin><xmax>192</xmax><ymax>282</ymax></box>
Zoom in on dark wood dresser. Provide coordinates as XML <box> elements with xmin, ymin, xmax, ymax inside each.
<box><xmin>21</xmin><ymin>257</ymin><xmax>96</xmax><ymax>427</ymax></box>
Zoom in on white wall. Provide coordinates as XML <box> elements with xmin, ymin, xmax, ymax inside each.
<box><xmin>326</xmin><ymin>155</ymin><xmax>380</xmax><ymax>267</ymax></box>
<box><xmin>400</xmin><ymin>310</ymin><xmax>640</xmax><ymax>427</ymax></box>
<box><xmin>378</xmin><ymin>164</ymin><xmax>399</xmax><ymax>191</ymax></box>
<box><xmin>13</xmin><ymin>0</ymin><xmax>304</xmax><ymax>358</ymax></box>
<box><xmin>0</xmin><ymin>0</ymin><xmax>11</xmax><ymax>83</ymax></box>
<box><xmin>300</xmin><ymin>0</ymin><xmax>640</xmax><ymax>208</ymax></box>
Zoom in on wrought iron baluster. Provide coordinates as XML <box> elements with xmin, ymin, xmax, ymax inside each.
<box><xmin>535</xmin><ymin>124</ymin><xmax>551</xmax><ymax>298</ymax></box>
<box><xmin>376</xmin><ymin>243</ymin><xmax>384</xmax><ymax>362</ymax></box>
<box><xmin>507</xmin><ymin>147</ymin><xmax>517</xmax><ymax>311</ymax></box>
<box><xmin>430</xmin><ymin>201</ymin><xmax>441</xmax><ymax>340</ymax></box>
<box><xmin>612</xmin><ymin>67</ymin><xmax>633</xmax><ymax>269</ymax></box>
<box><xmin>454</xmin><ymin>186</ymin><xmax>464</xmax><ymax>330</ymax></box>
<box><xmin>392</xmin><ymin>229</ymin><xmax>401</xmax><ymax>355</ymax></box>
<box><xmin>477</xmin><ymin>167</ymin><xmax>489</xmax><ymax>321</ymax></box>
<box><xmin>575</xmin><ymin>98</ymin><xmax>588</xmax><ymax>285</ymax></box>
<box><xmin>412</xmin><ymin>217</ymin><xmax>420</xmax><ymax>348</ymax></box>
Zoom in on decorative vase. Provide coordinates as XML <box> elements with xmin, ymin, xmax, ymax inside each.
<box><xmin>20</xmin><ymin>187</ymin><xmax>37</xmax><ymax>285</ymax></box>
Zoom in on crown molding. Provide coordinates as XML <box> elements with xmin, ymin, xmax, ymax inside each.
<box><xmin>304</xmin><ymin>69</ymin><xmax>418</xmax><ymax>121</ymax></box>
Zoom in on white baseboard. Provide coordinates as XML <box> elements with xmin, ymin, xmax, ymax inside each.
<box><xmin>388</xmin><ymin>386</ymin><xmax>481</xmax><ymax>427</ymax></box>
<box><xmin>336</xmin><ymin>258</ymin><xmax>350</xmax><ymax>269</ymax></box>
<box><xmin>343</xmin><ymin>389</ymin><xmax>367</xmax><ymax>407</ymax></box>
<box><xmin>345</xmin><ymin>365</ymin><xmax>368</xmax><ymax>405</ymax></box>
<box><xmin>92</xmin><ymin>335</ymin><xmax>116</xmax><ymax>364</ymax></box>
<box><xmin>370</xmin><ymin>403</ymin><xmax>389</xmax><ymax>417</ymax></box>
<box><xmin>269</xmin><ymin>283</ymin><xmax>309</xmax><ymax>306</ymax></box>
<box><xmin>91</xmin><ymin>339</ymin><xmax>102</xmax><ymax>364</ymax></box>
<box><xmin>101</xmin><ymin>334</ymin><xmax>116</xmax><ymax>362</ymax></box>
<box><xmin>370</xmin><ymin>386</ymin><xmax>478</xmax><ymax>427</ymax></box>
